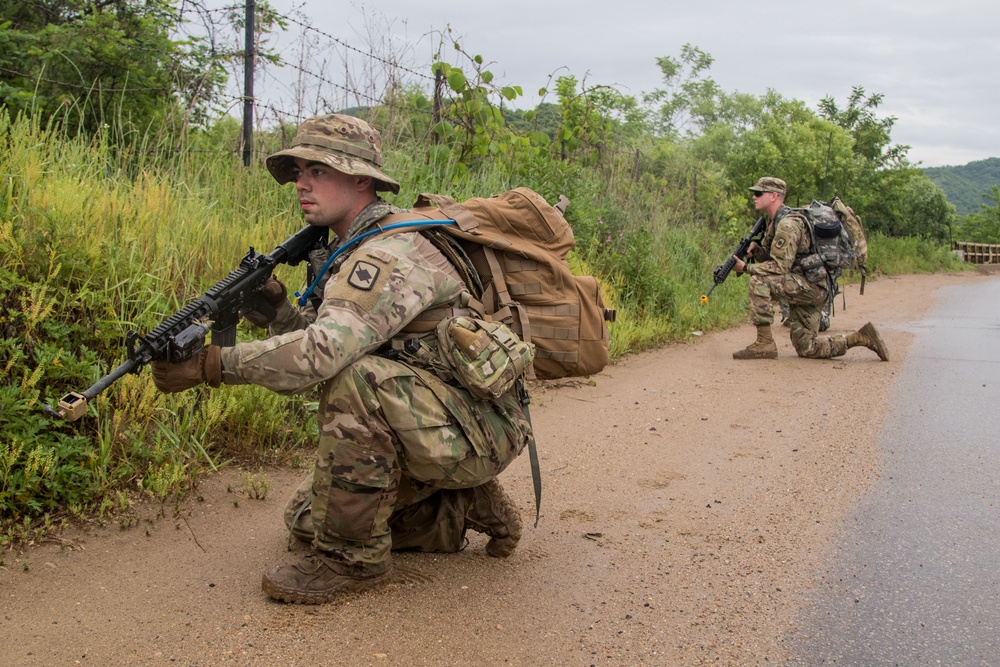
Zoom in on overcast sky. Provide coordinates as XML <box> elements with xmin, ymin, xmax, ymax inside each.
<box><xmin>253</xmin><ymin>0</ymin><xmax>999</xmax><ymax>168</ymax></box>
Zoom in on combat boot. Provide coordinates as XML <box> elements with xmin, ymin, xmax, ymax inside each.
<box><xmin>733</xmin><ymin>324</ymin><xmax>778</xmax><ymax>360</ymax></box>
<box><xmin>847</xmin><ymin>322</ymin><xmax>889</xmax><ymax>361</ymax></box>
<box><xmin>261</xmin><ymin>551</ymin><xmax>390</xmax><ymax>604</ymax></box>
<box><xmin>464</xmin><ymin>479</ymin><xmax>522</xmax><ymax>558</ymax></box>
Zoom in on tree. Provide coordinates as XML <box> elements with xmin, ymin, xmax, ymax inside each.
<box><xmin>818</xmin><ymin>86</ymin><xmax>919</xmax><ymax>235</ymax></box>
<box><xmin>894</xmin><ymin>174</ymin><xmax>954</xmax><ymax>241</ymax></box>
<box><xmin>551</xmin><ymin>74</ymin><xmax>619</xmax><ymax>164</ymax></box>
<box><xmin>643</xmin><ymin>44</ymin><xmax>720</xmax><ymax>139</ymax></box>
<box><xmin>692</xmin><ymin>91</ymin><xmax>857</xmax><ymax>206</ymax></box>
<box><xmin>818</xmin><ymin>87</ymin><xmax>909</xmax><ymax>168</ymax></box>
<box><xmin>0</xmin><ymin>1</ymin><xmax>229</xmax><ymax>136</ymax></box>
<box><xmin>956</xmin><ymin>186</ymin><xmax>1000</xmax><ymax>243</ymax></box>
<box><xmin>429</xmin><ymin>53</ymin><xmax>530</xmax><ymax>170</ymax></box>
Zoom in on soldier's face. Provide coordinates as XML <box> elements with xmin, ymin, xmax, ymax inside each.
<box><xmin>753</xmin><ymin>190</ymin><xmax>781</xmax><ymax>215</ymax></box>
<box><xmin>291</xmin><ymin>157</ymin><xmax>372</xmax><ymax>236</ymax></box>
<box><xmin>753</xmin><ymin>190</ymin><xmax>771</xmax><ymax>211</ymax></box>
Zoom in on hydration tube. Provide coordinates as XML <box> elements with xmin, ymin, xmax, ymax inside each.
<box><xmin>295</xmin><ymin>219</ymin><xmax>456</xmax><ymax>307</ymax></box>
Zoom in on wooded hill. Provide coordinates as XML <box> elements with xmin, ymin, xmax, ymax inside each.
<box><xmin>924</xmin><ymin>158</ymin><xmax>1000</xmax><ymax>216</ymax></box>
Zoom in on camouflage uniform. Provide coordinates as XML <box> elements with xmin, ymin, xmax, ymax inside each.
<box><xmin>219</xmin><ymin>120</ymin><xmax>531</xmax><ymax>571</ymax></box>
<box><xmin>221</xmin><ymin>203</ymin><xmax>530</xmax><ymax>565</ymax></box>
<box><xmin>744</xmin><ymin>206</ymin><xmax>849</xmax><ymax>358</ymax></box>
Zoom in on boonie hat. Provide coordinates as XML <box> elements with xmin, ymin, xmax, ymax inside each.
<box><xmin>748</xmin><ymin>176</ymin><xmax>787</xmax><ymax>197</ymax></box>
<box><xmin>266</xmin><ymin>114</ymin><xmax>400</xmax><ymax>194</ymax></box>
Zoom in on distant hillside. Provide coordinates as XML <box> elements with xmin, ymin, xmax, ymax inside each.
<box><xmin>924</xmin><ymin>158</ymin><xmax>1000</xmax><ymax>216</ymax></box>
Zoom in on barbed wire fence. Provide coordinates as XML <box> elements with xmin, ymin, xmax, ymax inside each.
<box><xmin>6</xmin><ymin>0</ymin><xmax>656</xmax><ymax>179</ymax></box>
<box><xmin>171</xmin><ymin>1</ymin><xmax>444</xmax><ymax>164</ymax></box>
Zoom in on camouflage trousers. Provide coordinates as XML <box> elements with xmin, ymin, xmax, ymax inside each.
<box><xmin>747</xmin><ymin>273</ymin><xmax>848</xmax><ymax>358</ymax></box>
<box><xmin>283</xmin><ymin>354</ymin><xmax>531</xmax><ymax>566</ymax></box>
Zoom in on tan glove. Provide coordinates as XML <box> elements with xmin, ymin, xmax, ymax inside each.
<box><xmin>243</xmin><ymin>278</ymin><xmax>291</xmax><ymax>329</ymax></box>
<box><xmin>150</xmin><ymin>346</ymin><xmax>222</xmax><ymax>393</ymax></box>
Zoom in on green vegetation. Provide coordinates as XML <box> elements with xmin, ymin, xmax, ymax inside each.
<box><xmin>924</xmin><ymin>159</ymin><xmax>1000</xmax><ymax>243</ymax></box>
<box><xmin>925</xmin><ymin>158</ymin><xmax>1000</xmax><ymax>216</ymax></box>
<box><xmin>0</xmin><ymin>5</ymin><xmax>973</xmax><ymax>544</ymax></box>
<box><xmin>954</xmin><ymin>186</ymin><xmax>1000</xmax><ymax>243</ymax></box>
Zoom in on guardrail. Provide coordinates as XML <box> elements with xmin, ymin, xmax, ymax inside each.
<box><xmin>953</xmin><ymin>242</ymin><xmax>1000</xmax><ymax>264</ymax></box>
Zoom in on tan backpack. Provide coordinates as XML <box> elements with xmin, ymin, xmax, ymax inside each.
<box><xmin>827</xmin><ymin>195</ymin><xmax>869</xmax><ymax>294</ymax></box>
<box><xmin>828</xmin><ymin>196</ymin><xmax>868</xmax><ymax>272</ymax></box>
<box><xmin>386</xmin><ymin>187</ymin><xmax>616</xmax><ymax>379</ymax></box>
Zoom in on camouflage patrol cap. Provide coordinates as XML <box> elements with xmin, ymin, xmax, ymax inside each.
<box><xmin>749</xmin><ymin>176</ymin><xmax>787</xmax><ymax>196</ymax></box>
<box><xmin>266</xmin><ymin>114</ymin><xmax>400</xmax><ymax>194</ymax></box>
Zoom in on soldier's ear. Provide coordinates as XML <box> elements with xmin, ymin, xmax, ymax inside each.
<box><xmin>355</xmin><ymin>175</ymin><xmax>374</xmax><ymax>192</ymax></box>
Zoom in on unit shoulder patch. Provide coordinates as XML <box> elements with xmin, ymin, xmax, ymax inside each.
<box><xmin>347</xmin><ymin>260</ymin><xmax>380</xmax><ymax>291</ymax></box>
<box><xmin>327</xmin><ymin>249</ymin><xmax>398</xmax><ymax>312</ymax></box>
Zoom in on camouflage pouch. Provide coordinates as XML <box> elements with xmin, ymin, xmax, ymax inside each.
<box><xmin>798</xmin><ymin>252</ymin><xmax>829</xmax><ymax>284</ymax></box>
<box><xmin>436</xmin><ymin>316</ymin><xmax>534</xmax><ymax>401</ymax></box>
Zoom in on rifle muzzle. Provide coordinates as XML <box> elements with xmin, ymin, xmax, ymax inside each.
<box><xmin>56</xmin><ymin>392</ymin><xmax>89</xmax><ymax>421</ymax></box>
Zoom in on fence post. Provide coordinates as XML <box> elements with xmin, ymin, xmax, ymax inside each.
<box><xmin>432</xmin><ymin>67</ymin><xmax>443</xmax><ymax>144</ymax></box>
<box><xmin>241</xmin><ymin>0</ymin><xmax>256</xmax><ymax>167</ymax></box>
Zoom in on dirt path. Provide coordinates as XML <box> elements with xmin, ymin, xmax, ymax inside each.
<box><xmin>1</xmin><ymin>271</ymin><xmax>992</xmax><ymax>667</ymax></box>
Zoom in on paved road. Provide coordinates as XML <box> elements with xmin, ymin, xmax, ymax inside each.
<box><xmin>784</xmin><ymin>276</ymin><xmax>1000</xmax><ymax>666</ymax></box>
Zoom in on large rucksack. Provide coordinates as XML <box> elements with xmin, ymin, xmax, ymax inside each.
<box><xmin>800</xmin><ymin>197</ymin><xmax>869</xmax><ymax>291</ymax></box>
<box><xmin>829</xmin><ymin>196</ymin><xmax>868</xmax><ymax>274</ymax></box>
<box><xmin>386</xmin><ymin>187</ymin><xmax>616</xmax><ymax>380</ymax></box>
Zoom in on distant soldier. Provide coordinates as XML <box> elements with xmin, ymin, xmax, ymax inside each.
<box><xmin>150</xmin><ymin>114</ymin><xmax>528</xmax><ymax>604</ymax></box>
<box><xmin>731</xmin><ymin>176</ymin><xmax>888</xmax><ymax>361</ymax></box>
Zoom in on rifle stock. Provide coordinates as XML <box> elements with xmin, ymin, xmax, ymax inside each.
<box><xmin>700</xmin><ymin>217</ymin><xmax>766</xmax><ymax>303</ymax></box>
<box><xmin>52</xmin><ymin>224</ymin><xmax>327</xmax><ymax>421</ymax></box>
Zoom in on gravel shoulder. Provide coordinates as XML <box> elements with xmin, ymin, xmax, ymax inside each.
<box><xmin>1</xmin><ymin>271</ymin><xmax>989</xmax><ymax>667</ymax></box>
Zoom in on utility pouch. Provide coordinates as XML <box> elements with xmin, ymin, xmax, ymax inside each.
<box><xmin>436</xmin><ymin>316</ymin><xmax>534</xmax><ymax>401</ymax></box>
<box><xmin>798</xmin><ymin>253</ymin><xmax>829</xmax><ymax>284</ymax></box>
<box><xmin>383</xmin><ymin>334</ymin><xmax>453</xmax><ymax>380</ymax></box>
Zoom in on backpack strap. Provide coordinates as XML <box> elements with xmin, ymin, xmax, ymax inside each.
<box><xmin>401</xmin><ymin>199</ymin><xmax>534</xmax><ymax>368</ymax></box>
<box><xmin>402</xmin><ymin>199</ymin><xmax>542</xmax><ymax>525</ymax></box>
<box><xmin>294</xmin><ymin>218</ymin><xmax>456</xmax><ymax>307</ymax></box>
<box><xmin>480</xmin><ymin>245</ymin><xmax>533</xmax><ymax>354</ymax></box>
<box><xmin>420</xmin><ymin>227</ymin><xmax>484</xmax><ymax>300</ymax></box>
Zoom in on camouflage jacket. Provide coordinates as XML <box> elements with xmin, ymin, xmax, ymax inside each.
<box><xmin>745</xmin><ymin>206</ymin><xmax>813</xmax><ymax>277</ymax></box>
<box><xmin>219</xmin><ymin>200</ymin><xmax>467</xmax><ymax>393</ymax></box>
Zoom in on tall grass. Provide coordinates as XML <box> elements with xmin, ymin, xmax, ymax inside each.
<box><xmin>866</xmin><ymin>232</ymin><xmax>968</xmax><ymax>275</ymax></box>
<box><xmin>0</xmin><ymin>112</ymin><xmax>317</xmax><ymax>536</ymax></box>
<box><xmin>0</xmin><ymin>109</ymin><xmax>969</xmax><ymax>540</ymax></box>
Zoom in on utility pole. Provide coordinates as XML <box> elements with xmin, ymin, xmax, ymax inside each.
<box><xmin>241</xmin><ymin>0</ymin><xmax>255</xmax><ymax>167</ymax></box>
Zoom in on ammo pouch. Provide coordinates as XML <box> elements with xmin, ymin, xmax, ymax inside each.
<box><xmin>797</xmin><ymin>253</ymin><xmax>829</xmax><ymax>284</ymax></box>
<box><xmin>436</xmin><ymin>316</ymin><xmax>534</xmax><ymax>401</ymax></box>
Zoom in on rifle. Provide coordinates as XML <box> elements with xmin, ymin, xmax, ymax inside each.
<box><xmin>51</xmin><ymin>224</ymin><xmax>328</xmax><ymax>421</ymax></box>
<box><xmin>700</xmin><ymin>217</ymin><xmax>766</xmax><ymax>304</ymax></box>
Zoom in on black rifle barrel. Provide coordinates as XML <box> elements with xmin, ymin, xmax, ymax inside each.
<box><xmin>701</xmin><ymin>217</ymin><xmax>766</xmax><ymax>303</ymax></box>
<box><xmin>52</xmin><ymin>224</ymin><xmax>326</xmax><ymax>421</ymax></box>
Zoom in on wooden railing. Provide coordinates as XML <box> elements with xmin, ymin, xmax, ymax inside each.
<box><xmin>953</xmin><ymin>242</ymin><xmax>1000</xmax><ymax>264</ymax></box>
